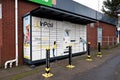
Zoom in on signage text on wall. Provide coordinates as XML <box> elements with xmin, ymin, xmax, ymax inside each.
<box><xmin>40</xmin><ymin>21</ymin><xmax>53</xmax><ymax>27</ymax></box>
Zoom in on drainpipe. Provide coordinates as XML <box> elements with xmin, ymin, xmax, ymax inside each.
<box><xmin>15</xmin><ymin>0</ymin><xmax>18</xmax><ymax>67</ymax></box>
<box><xmin>4</xmin><ymin>0</ymin><xmax>18</xmax><ymax>69</ymax></box>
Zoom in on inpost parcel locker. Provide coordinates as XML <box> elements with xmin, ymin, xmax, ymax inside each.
<box><xmin>23</xmin><ymin>15</ymin><xmax>87</xmax><ymax>64</ymax></box>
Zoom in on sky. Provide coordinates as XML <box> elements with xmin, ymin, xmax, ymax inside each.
<box><xmin>73</xmin><ymin>0</ymin><xmax>105</xmax><ymax>12</ymax></box>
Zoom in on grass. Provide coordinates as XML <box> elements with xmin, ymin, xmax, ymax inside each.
<box><xmin>10</xmin><ymin>68</ymin><xmax>41</xmax><ymax>80</ymax></box>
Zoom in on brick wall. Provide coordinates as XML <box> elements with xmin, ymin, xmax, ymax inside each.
<box><xmin>0</xmin><ymin>19</ymin><xmax>2</xmax><ymax>67</ymax></box>
<box><xmin>0</xmin><ymin>19</ymin><xmax>2</xmax><ymax>47</ymax></box>
<box><xmin>0</xmin><ymin>0</ymin><xmax>2</xmax><ymax>67</ymax></box>
<box><xmin>0</xmin><ymin>0</ymin><xmax>39</xmax><ymax>67</ymax></box>
<box><xmin>87</xmin><ymin>22</ymin><xmax>116</xmax><ymax>49</ymax></box>
<box><xmin>100</xmin><ymin>22</ymin><xmax>116</xmax><ymax>46</ymax></box>
<box><xmin>1</xmin><ymin>0</ymin><xmax>16</xmax><ymax>67</ymax></box>
<box><xmin>87</xmin><ymin>23</ymin><xmax>97</xmax><ymax>49</ymax></box>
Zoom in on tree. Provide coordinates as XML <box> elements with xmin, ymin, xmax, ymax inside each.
<box><xmin>102</xmin><ymin>0</ymin><xmax>120</xmax><ymax>18</ymax></box>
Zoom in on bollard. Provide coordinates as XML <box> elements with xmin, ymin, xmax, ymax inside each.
<box><xmin>97</xmin><ymin>42</ymin><xmax>102</xmax><ymax>57</ymax></box>
<box><xmin>42</xmin><ymin>48</ymin><xmax>53</xmax><ymax>78</ymax></box>
<box><xmin>86</xmin><ymin>42</ymin><xmax>92</xmax><ymax>61</ymax></box>
<box><xmin>66</xmin><ymin>45</ymin><xmax>75</xmax><ymax>69</ymax></box>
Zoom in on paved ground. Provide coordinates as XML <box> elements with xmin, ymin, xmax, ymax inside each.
<box><xmin>70</xmin><ymin>55</ymin><xmax>120</xmax><ymax>80</ymax></box>
<box><xmin>0</xmin><ymin>45</ymin><xmax>120</xmax><ymax>80</ymax></box>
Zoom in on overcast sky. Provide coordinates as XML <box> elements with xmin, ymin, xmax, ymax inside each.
<box><xmin>73</xmin><ymin>0</ymin><xmax>105</xmax><ymax>12</ymax></box>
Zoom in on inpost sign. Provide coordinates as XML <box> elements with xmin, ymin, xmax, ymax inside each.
<box><xmin>29</xmin><ymin>0</ymin><xmax>52</xmax><ymax>6</ymax></box>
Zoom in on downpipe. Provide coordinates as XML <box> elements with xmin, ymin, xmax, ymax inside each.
<box><xmin>5</xmin><ymin>59</ymin><xmax>17</xmax><ymax>69</ymax></box>
<box><xmin>4</xmin><ymin>0</ymin><xmax>18</xmax><ymax>69</ymax></box>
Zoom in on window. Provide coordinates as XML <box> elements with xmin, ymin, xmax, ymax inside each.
<box><xmin>0</xmin><ymin>5</ymin><xmax>1</xmax><ymax>19</ymax></box>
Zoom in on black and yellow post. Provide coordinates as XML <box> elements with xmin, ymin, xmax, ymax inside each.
<box><xmin>66</xmin><ymin>45</ymin><xmax>75</xmax><ymax>69</ymax></box>
<box><xmin>42</xmin><ymin>48</ymin><xmax>53</xmax><ymax>78</ymax></box>
<box><xmin>86</xmin><ymin>42</ymin><xmax>92</xmax><ymax>61</ymax></box>
<box><xmin>97</xmin><ymin>42</ymin><xmax>102</xmax><ymax>57</ymax></box>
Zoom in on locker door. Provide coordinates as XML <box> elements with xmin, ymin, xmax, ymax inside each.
<box><xmin>41</xmin><ymin>18</ymin><xmax>50</xmax><ymax>59</ymax></box>
<box><xmin>32</xmin><ymin>16</ymin><xmax>41</xmax><ymax>61</ymax></box>
<box><xmin>63</xmin><ymin>22</ymin><xmax>71</xmax><ymax>55</ymax></box>
<box><xmin>56</xmin><ymin>21</ymin><xmax>64</xmax><ymax>56</ymax></box>
<box><xmin>49</xmin><ymin>20</ymin><xmax>57</xmax><ymax>57</ymax></box>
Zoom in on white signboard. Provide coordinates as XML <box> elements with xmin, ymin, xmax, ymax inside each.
<box><xmin>117</xmin><ymin>16</ymin><xmax>120</xmax><ymax>31</ymax></box>
<box><xmin>23</xmin><ymin>15</ymin><xmax>31</xmax><ymax>60</ymax></box>
<box><xmin>0</xmin><ymin>4</ymin><xmax>2</xmax><ymax>19</ymax></box>
<box><xmin>97</xmin><ymin>27</ymin><xmax>102</xmax><ymax>43</ymax></box>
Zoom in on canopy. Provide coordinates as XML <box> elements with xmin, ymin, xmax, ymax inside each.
<box><xmin>30</xmin><ymin>6</ymin><xmax>96</xmax><ymax>25</ymax></box>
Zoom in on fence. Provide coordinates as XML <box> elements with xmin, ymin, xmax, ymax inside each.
<box><xmin>102</xmin><ymin>36</ymin><xmax>117</xmax><ymax>47</ymax></box>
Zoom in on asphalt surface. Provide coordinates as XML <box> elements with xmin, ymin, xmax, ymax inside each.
<box><xmin>19</xmin><ymin>46</ymin><xmax>120</xmax><ymax>80</ymax></box>
<box><xmin>0</xmin><ymin>45</ymin><xmax>120</xmax><ymax>80</ymax></box>
<box><xmin>70</xmin><ymin>55</ymin><xmax>120</xmax><ymax>80</ymax></box>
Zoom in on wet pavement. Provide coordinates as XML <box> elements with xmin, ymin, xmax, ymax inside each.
<box><xmin>0</xmin><ymin>45</ymin><xmax>120</xmax><ymax>80</ymax></box>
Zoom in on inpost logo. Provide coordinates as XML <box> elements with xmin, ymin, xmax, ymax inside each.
<box><xmin>40</xmin><ymin>21</ymin><xmax>53</xmax><ymax>27</ymax></box>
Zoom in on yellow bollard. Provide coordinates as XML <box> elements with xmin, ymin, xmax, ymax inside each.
<box><xmin>42</xmin><ymin>49</ymin><xmax>53</xmax><ymax>78</ymax></box>
<box><xmin>86</xmin><ymin>42</ymin><xmax>92</xmax><ymax>61</ymax></box>
<box><xmin>66</xmin><ymin>46</ymin><xmax>75</xmax><ymax>69</ymax></box>
<box><xmin>42</xmin><ymin>68</ymin><xmax>53</xmax><ymax>78</ymax></box>
<box><xmin>97</xmin><ymin>42</ymin><xmax>102</xmax><ymax>57</ymax></box>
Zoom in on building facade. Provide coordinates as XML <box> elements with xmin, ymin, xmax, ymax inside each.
<box><xmin>87</xmin><ymin>22</ymin><xmax>117</xmax><ymax>49</ymax></box>
<box><xmin>0</xmin><ymin>0</ymin><xmax>117</xmax><ymax>68</ymax></box>
<box><xmin>117</xmin><ymin>9</ymin><xmax>120</xmax><ymax>44</ymax></box>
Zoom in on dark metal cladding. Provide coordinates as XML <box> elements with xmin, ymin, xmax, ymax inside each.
<box><xmin>54</xmin><ymin>0</ymin><xmax>117</xmax><ymax>26</ymax></box>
